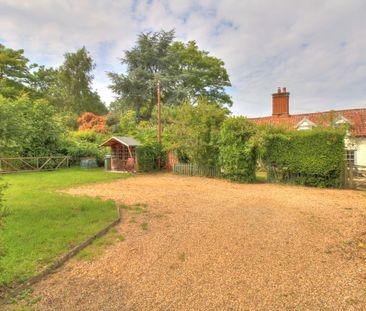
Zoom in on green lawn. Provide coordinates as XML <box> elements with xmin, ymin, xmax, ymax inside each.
<box><xmin>0</xmin><ymin>168</ymin><xmax>130</xmax><ymax>287</ymax></box>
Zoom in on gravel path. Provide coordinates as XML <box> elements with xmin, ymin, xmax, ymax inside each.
<box><xmin>31</xmin><ymin>174</ymin><xmax>366</xmax><ymax>310</ymax></box>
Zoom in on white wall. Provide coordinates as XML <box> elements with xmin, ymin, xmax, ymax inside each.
<box><xmin>355</xmin><ymin>138</ymin><xmax>366</xmax><ymax>166</ymax></box>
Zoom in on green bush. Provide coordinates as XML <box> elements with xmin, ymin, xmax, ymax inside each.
<box><xmin>59</xmin><ymin>133</ymin><xmax>107</xmax><ymax>166</ymax></box>
<box><xmin>70</xmin><ymin>130</ymin><xmax>107</xmax><ymax>144</ymax></box>
<box><xmin>219</xmin><ymin>117</ymin><xmax>257</xmax><ymax>182</ymax></box>
<box><xmin>0</xmin><ymin>95</ymin><xmax>64</xmax><ymax>157</ymax></box>
<box><xmin>169</xmin><ymin>100</ymin><xmax>228</xmax><ymax>169</ymax></box>
<box><xmin>263</xmin><ymin>129</ymin><xmax>345</xmax><ymax>187</ymax></box>
<box><xmin>136</xmin><ymin>143</ymin><xmax>165</xmax><ymax>172</ymax></box>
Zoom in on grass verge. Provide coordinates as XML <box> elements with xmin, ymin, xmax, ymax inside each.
<box><xmin>0</xmin><ymin>168</ymin><xmax>131</xmax><ymax>287</ymax></box>
<box><xmin>75</xmin><ymin>228</ymin><xmax>125</xmax><ymax>261</ymax></box>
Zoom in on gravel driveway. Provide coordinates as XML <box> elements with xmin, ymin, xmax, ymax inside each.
<box><xmin>31</xmin><ymin>174</ymin><xmax>366</xmax><ymax>310</ymax></box>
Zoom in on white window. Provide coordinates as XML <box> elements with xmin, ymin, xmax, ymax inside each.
<box><xmin>346</xmin><ymin>150</ymin><xmax>355</xmax><ymax>165</ymax></box>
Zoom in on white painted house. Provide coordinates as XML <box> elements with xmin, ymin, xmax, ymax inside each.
<box><xmin>249</xmin><ymin>88</ymin><xmax>366</xmax><ymax>166</ymax></box>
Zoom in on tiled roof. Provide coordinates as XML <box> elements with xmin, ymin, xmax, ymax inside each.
<box><xmin>248</xmin><ymin>108</ymin><xmax>366</xmax><ymax>137</ymax></box>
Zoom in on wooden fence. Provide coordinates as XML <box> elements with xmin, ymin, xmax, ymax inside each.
<box><xmin>173</xmin><ymin>163</ymin><xmax>220</xmax><ymax>178</ymax></box>
<box><xmin>346</xmin><ymin>162</ymin><xmax>366</xmax><ymax>190</ymax></box>
<box><xmin>0</xmin><ymin>156</ymin><xmax>71</xmax><ymax>174</ymax></box>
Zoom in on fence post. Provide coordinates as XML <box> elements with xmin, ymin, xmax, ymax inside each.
<box><xmin>342</xmin><ymin>159</ymin><xmax>347</xmax><ymax>188</ymax></box>
<box><xmin>349</xmin><ymin>160</ymin><xmax>354</xmax><ymax>189</ymax></box>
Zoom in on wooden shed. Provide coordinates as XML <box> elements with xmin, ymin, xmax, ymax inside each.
<box><xmin>100</xmin><ymin>136</ymin><xmax>141</xmax><ymax>172</ymax></box>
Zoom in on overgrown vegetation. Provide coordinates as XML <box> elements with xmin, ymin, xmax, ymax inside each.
<box><xmin>136</xmin><ymin>144</ymin><xmax>164</xmax><ymax>172</ymax></box>
<box><xmin>0</xmin><ymin>168</ymin><xmax>130</xmax><ymax>287</ymax></box>
<box><xmin>263</xmin><ymin>129</ymin><xmax>345</xmax><ymax>187</ymax></box>
<box><xmin>0</xmin><ymin>95</ymin><xmax>63</xmax><ymax>156</ymax></box>
<box><xmin>170</xmin><ymin>101</ymin><xmax>228</xmax><ymax>169</ymax></box>
<box><xmin>219</xmin><ymin>117</ymin><xmax>257</xmax><ymax>182</ymax></box>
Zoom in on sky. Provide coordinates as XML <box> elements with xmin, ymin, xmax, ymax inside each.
<box><xmin>0</xmin><ymin>0</ymin><xmax>365</xmax><ymax>117</ymax></box>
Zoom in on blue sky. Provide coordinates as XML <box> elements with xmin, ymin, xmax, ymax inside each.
<box><xmin>1</xmin><ymin>0</ymin><xmax>365</xmax><ymax>117</ymax></box>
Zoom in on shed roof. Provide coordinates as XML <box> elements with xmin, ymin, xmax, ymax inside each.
<box><xmin>100</xmin><ymin>136</ymin><xmax>141</xmax><ymax>147</ymax></box>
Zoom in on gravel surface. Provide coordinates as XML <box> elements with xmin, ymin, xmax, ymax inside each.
<box><xmin>29</xmin><ymin>174</ymin><xmax>366</xmax><ymax>310</ymax></box>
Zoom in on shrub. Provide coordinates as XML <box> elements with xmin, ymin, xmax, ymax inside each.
<box><xmin>70</xmin><ymin>130</ymin><xmax>106</xmax><ymax>144</ymax></box>
<box><xmin>0</xmin><ymin>95</ymin><xmax>64</xmax><ymax>157</ymax></box>
<box><xmin>136</xmin><ymin>143</ymin><xmax>165</xmax><ymax>172</ymax></box>
<box><xmin>263</xmin><ymin>129</ymin><xmax>345</xmax><ymax>187</ymax></box>
<box><xmin>78</xmin><ymin>112</ymin><xmax>107</xmax><ymax>133</ymax></box>
<box><xmin>170</xmin><ymin>100</ymin><xmax>228</xmax><ymax>168</ymax></box>
<box><xmin>60</xmin><ymin>133</ymin><xmax>107</xmax><ymax>165</ymax></box>
<box><xmin>219</xmin><ymin>117</ymin><xmax>257</xmax><ymax>182</ymax></box>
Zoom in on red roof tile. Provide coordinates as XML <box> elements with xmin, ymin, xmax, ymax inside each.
<box><xmin>248</xmin><ymin>108</ymin><xmax>366</xmax><ymax>137</ymax></box>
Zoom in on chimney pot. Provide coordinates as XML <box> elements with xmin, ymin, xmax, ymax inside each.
<box><xmin>277</xmin><ymin>87</ymin><xmax>281</xmax><ymax>93</ymax></box>
<box><xmin>283</xmin><ymin>87</ymin><xmax>287</xmax><ymax>93</ymax></box>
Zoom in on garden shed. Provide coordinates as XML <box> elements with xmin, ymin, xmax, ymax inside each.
<box><xmin>100</xmin><ymin>136</ymin><xmax>141</xmax><ymax>172</ymax></box>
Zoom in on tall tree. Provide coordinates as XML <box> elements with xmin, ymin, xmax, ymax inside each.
<box><xmin>108</xmin><ymin>30</ymin><xmax>232</xmax><ymax>121</ymax></box>
<box><xmin>0</xmin><ymin>44</ymin><xmax>34</xmax><ymax>98</ymax></box>
<box><xmin>169</xmin><ymin>41</ymin><xmax>232</xmax><ymax>105</ymax></box>
<box><xmin>56</xmin><ymin>47</ymin><xmax>107</xmax><ymax>115</ymax></box>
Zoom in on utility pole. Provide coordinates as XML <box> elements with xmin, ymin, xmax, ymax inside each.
<box><xmin>157</xmin><ymin>80</ymin><xmax>161</xmax><ymax>144</ymax></box>
<box><xmin>157</xmin><ymin>80</ymin><xmax>161</xmax><ymax>169</ymax></box>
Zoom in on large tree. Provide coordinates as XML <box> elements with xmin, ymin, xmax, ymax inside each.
<box><xmin>0</xmin><ymin>44</ymin><xmax>34</xmax><ymax>98</ymax></box>
<box><xmin>108</xmin><ymin>30</ymin><xmax>232</xmax><ymax>120</ymax></box>
<box><xmin>0</xmin><ymin>44</ymin><xmax>107</xmax><ymax>116</ymax></box>
<box><xmin>55</xmin><ymin>47</ymin><xmax>107</xmax><ymax>115</ymax></box>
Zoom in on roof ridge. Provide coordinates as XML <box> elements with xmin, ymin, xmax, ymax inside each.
<box><xmin>248</xmin><ymin>107</ymin><xmax>366</xmax><ymax>120</ymax></box>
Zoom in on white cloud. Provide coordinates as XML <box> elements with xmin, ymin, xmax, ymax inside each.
<box><xmin>1</xmin><ymin>0</ymin><xmax>365</xmax><ymax>116</ymax></box>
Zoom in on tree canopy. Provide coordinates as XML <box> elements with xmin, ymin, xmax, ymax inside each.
<box><xmin>0</xmin><ymin>95</ymin><xmax>63</xmax><ymax>156</ymax></box>
<box><xmin>0</xmin><ymin>44</ymin><xmax>34</xmax><ymax>99</ymax></box>
<box><xmin>49</xmin><ymin>47</ymin><xmax>107</xmax><ymax>115</ymax></box>
<box><xmin>109</xmin><ymin>30</ymin><xmax>232</xmax><ymax>120</ymax></box>
<box><xmin>0</xmin><ymin>44</ymin><xmax>107</xmax><ymax>115</ymax></box>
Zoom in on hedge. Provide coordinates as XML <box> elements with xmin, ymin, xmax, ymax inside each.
<box><xmin>263</xmin><ymin>129</ymin><xmax>345</xmax><ymax>187</ymax></box>
<box><xmin>219</xmin><ymin>117</ymin><xmax>257</xmax><ymax>182</ymax></box>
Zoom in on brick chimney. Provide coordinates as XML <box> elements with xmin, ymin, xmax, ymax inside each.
<box><xmin>272</xmin><ymin>87</ymin><xmax>290</xmax><ymax>116</ymax></box>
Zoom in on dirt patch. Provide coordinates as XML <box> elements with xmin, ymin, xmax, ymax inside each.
<box><xmin>26</xmin><ymin>174</ymin><xmax>366</xmax><ymax>310</ymax></box>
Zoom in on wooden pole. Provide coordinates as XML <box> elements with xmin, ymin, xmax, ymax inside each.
<box><xmin>157</xmin><ymin>80</ymin><xmax>161</xmax><ymax>144</ymax></box>
<box><xmin>157</xmin><ymin>80</ymin><xmax>161</xmax><ymax>169</ymax></box>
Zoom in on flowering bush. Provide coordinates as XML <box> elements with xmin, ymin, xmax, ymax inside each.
<box><xmin>78</xmin><ymin>112</ymin><xmax>107</xmax><ymax>133</ymax></box>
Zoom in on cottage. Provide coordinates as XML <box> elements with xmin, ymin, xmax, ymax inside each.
<box><xmin>100</xmin><ymin>136</ymin><xmax>141</xmax><ymax>171</ymax></box>
<box><xmin>249</xmin><ymin>88</ymin><xmax>366</xmax><ymax>166</ymax></box>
